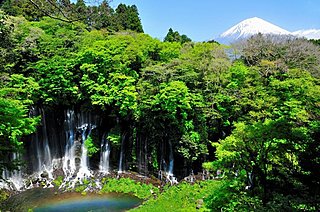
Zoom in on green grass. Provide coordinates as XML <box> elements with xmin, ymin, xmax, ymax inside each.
<box><xmin>52</xmin><ymin>176</ymin><xmax>64</xmax><ymax>187</ymax></box>
<box><xmin>100</xmin><ymin>177</ymin><xmax>159</xmax><ymax>200</ymax></box>
<box><xmin>132</xmin><ymin>180</ymin><xmax>222</xmax><ymax>212</ymax></box>
<box><xmin>0</xmin><ymin>189</ymin><xmax>9</xmax><ymax>202</ymax></box>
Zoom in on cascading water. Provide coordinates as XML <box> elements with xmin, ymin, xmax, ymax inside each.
<box><xmin>20</xmin><ymin>107</ymin><xmax>55</xmax><ymax>189</ymax></box>
<box><xmin>39</xmin><ymin>108</ymin><xmax>53</xmax><ymax>180</ymax></box>
<box><xmin>1</xmin><ymin>106</ymin><xmax>190</xmax><ymax>191</ymax></box>
<box><xmin>76</xmin><ymin>123</ymin><xmax>95</xmax><ymax>181</ymax></box>
<box><xmin>1</xmin><ymin>153</ymin><xmax>24</xmax><ymax>190</ymax></box>
<box><xmin>62</xmin><ymin>109</ymin><xmax>76</xmax><ymax>184</ymax></box>
<box><xmin>118</xmin><ymin>133</ymin><xmax>126</xmax><ymax>173</ymax></box>
<box><xmin>100</xmin><ymin>133</ymin><xmax>111</xmax><ymax>174</ymax></box>
<box><xmin>168</xmin><ymin>140</ymin><xmax>174</xmax><ymax>176</ymax></box>
<box><xmin>136</xmin><ymin>135</ymin><xmax>148</xmax><ymax>175</ymax></box>
<box><xmin>166</xmin><ymin>140</ymin><xmax>177</xmax><ymax>185</ymax></box>
<box><xmin>61</xmin><ymin>110</ymin><xmax>98</xmax><ymax>188</ymax></box>
<box><xmin>28</xmin><ymin>107</ymin><xmax>54</xmax><ymax>177</ymax></box>
<box><xmin>11</xmin><ymin>153</ymin><xmax>24</xmax><ymax>190</ymax></box>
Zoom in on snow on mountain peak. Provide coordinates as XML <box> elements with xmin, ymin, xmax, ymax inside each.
<box><xmin>292</xmin><ymin>29</ymin><xmax>320</xmax><ymax>40</ymax></box>
<box><xmin>215</xmin><ymin>17</ymin><xmax>320</xmax><ymax>44</ymax></box>
<box><xmin>218</xmin><ymin>17</ymin><xmax>290</xmax><ymax>43</ymax></box>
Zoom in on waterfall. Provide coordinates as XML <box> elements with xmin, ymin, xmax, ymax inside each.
<box><xmin>62</xmin><ymin>109</ymin><xmax>76</xmax><ymax>182</ymax></box>
<box><xmin>2</xmin><ymin>105</ymin><xmax>197</xmax><ymax>190</ymax></box>
<box><xmin>61</xmin><ymin>110</ymin><xmax>97</xmax><ymax>188</ymax></box>
<box><xmin>165</xmin><ymin>140</ymin><xmax>177</xmax><ymax>185</ymax></box>
<box><xmin>136</xmin><ymin>134</ymin><xmax>142</xmax><ymax>174</ymax></box>
<box><xmin>40</xmin><ymin>108</ymin><xmax>53</xmax><ymax>179</ymax></box>
<box><xmin>159</xmin><ymin>142</ymin><xmax>165</xmax><ymax>175</ymax></box>
<box><xmin>137</xmin><ymin>135</ymin><xmax>148</xmax><ymax>175</ymax></box>
<box><xmin>1</xmin><ymin>153</ymin><xmax>24</xmax><ymax>191</ymax></box>
<box><xmin>168</xmin><ymin>140</ymin><xmax>174</xmax><ymax>176</ymax></box>
<box><xmin>76</xmin><ymin>123</ymin><xmax>94</xmax><ymax>180</ymax></box>
<box><xmin>10</xmin><ymin>153</ymin><xmax>24</xmax><ymax>190</ymax></box>
<box><xmin>118</xmin><ymin>133</ymin><xmax>126</xmax><ymax>173</ymax></box>
<box><xmin>144</xmin><ymin>139</ymin><xmax>148</xmax><ymax>175</ymax></box>
<box><xmin>28</xmin><ymin>107</ymin><xmax>53</xmax><ymax>183</ymax></box>
<box><xmin>100</xmin><ymin>133</ymin><xmax>111</xmax><ymax>173</ymax></box>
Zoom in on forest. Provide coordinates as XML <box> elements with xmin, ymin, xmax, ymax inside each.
<box><xmin>0</xmin><ymin>0</ymin><xmax>319</xmax><ymax>211</ymax></box>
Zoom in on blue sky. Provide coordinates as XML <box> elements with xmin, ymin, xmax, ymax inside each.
<box><xmin>109</xmin><ymin>0</ymin><xmax>320</xmax><ymax>41</ymax></box>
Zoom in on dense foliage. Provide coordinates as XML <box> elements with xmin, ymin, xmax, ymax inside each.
<box><xmin>0</xmin><ymin>11</ymin><xmax>40</xmax><ymax>173</ymax></box>
<box><xmin>0</xmin><ymin>74</ymin><xmax>39</xmax><ymax>175</ymax></box>
<box><xmin>0</xmin><ymin>4</ymin><xmax>319</xmax><ymax>210</ymax></box>
<box><xmin>0</xmin><ymin>0</ymin><xmax>143</xmax><ymax>32</ymax></box>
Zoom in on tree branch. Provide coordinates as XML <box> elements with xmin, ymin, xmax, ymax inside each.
<box><xmin>27</xmin><ymin>0</ymin><xmax>113</xmax><ymax>23</ymax></box>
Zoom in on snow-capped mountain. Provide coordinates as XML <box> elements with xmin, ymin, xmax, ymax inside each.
<box><xmin>292</xmin><ymin>29</ymin><xmax>320</xmax><ymax>40</ymax></box>
<box><xmin>217</xmin><ymin>17</ymin><xmax>290</xmax><ymax>44</ymax></box>
<box><xmin>216</xmin><ymin>17</ymin><xmax>320</xmax><ymax>44</ymax></box>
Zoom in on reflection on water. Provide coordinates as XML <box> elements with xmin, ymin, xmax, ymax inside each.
<box><xmin>4</xmin><ymin>188</ymin><xmax>142</xmax><ymax>212</ymax></box>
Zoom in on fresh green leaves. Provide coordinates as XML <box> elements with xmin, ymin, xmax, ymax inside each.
<box><xmin>84</xmin><ymin>136</ymin><xmax>99</xmax><ymax>157</ymax></box>
<box><xmin>0</xmin><ymin>74</ymin><xmax>39</xmax><ymax>173</ymax></box>
<box><xmin>211</xmin><ymin>59</ymin><xmax>320</xmax><ymax>207</ymax></box>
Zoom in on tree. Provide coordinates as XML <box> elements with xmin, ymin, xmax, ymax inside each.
<box><xmin>114</xmin><ymin>4</ymin><xmax>143</xmax><ymax>32</ymax></box>
<box><xmin>0</xmin><ymin>0</ymin><xmax>112</xmax><ymax>23</ymax></box>
<box><xmin>0</xmin><ymin>0</ymin><xmax>44</xmax><ymax>20</ymax></box>
<box><xmin>138</xmin><ymin>42</ymin><xmax>231</xmax><ymax>166</ymax></box>
<box><xmin>0</xmin><ymin>10</ymin><xmax>13</xmax><ymax>71</ymax></box>
<box><xmin>0</xmin><ymin>74</ymin><xmax>39</xmax><ymax>176</ymax></box>
<box><xmin>164</xmin><ymin>28</ymin><xmax>191</xmax><ymax>44</ymax></box>
<box><xmin>310</xmin><ymin>39</ymin><xmax>320</xmax><ymax>46</ymax></box>
<box><xmin>86</xmin><ymin>0</ymin><xmax>115</xmax><ymax>30</ymax></box>
<box><xmin>237</xmin><ymin>34</ymin><xmax>320</xmax><ymax>78</ymax></box>
<box><xmin>138</xmin><ymin>80</ymin><xmax>207</xmax><ymax>163</ymax></box>
<box><xmin>212</xmin><ymin>62</ymin><xmax>320</xmax><ymax>206</ymax></box>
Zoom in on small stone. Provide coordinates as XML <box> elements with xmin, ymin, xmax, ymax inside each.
<box><xmin>196</xmin><ymin>199</ymin><xmax>204</xmax><ymax>209</ymax></box>
<box><xmin>40</xmin><ymin>171</ymin><xmax>49</xmax><ymax>179</ymax></box>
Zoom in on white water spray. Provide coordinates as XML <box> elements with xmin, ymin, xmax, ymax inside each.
<box><xmin>100</xmin><ymin>133</ymin><xmax>111</xmax><ymax>174</ymax></box>
<box><xmin>118</xmin><ymin>133</ymin><xmax>126</xmax><ymax>173</ymax></box>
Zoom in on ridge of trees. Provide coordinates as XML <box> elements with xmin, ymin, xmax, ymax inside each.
<box><xmin>0</xmin><ymin>0</ymin><xmax>143</xmax><ymax>32</ymax></box>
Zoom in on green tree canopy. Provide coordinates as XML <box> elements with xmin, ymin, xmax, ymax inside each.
<box><xmin>164</xmin><ymin>28</ymin><xmax>192</xmax><ymax>44</ymax></box>
<box><xmin>0</xmin><ymin>74</ymin><xmax>39</xmax><ymax>175</ymax></box>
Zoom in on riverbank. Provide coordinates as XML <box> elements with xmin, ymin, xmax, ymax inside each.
<box><xmin>1</xmin><ymin>171</ymin><xmax>219</xmax><ymax>211</ymax></box>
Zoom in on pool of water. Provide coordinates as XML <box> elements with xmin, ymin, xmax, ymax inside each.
<box><xmin>3</xmin><ymin>188</ymin><xmax>142</xmax><ymax>212</ymax></box>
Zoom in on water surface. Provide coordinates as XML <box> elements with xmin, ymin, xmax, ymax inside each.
<box><xmin>4</xmin><ymin>188</ymin><xmax>141</xmax><ymax>212</ymax></box>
